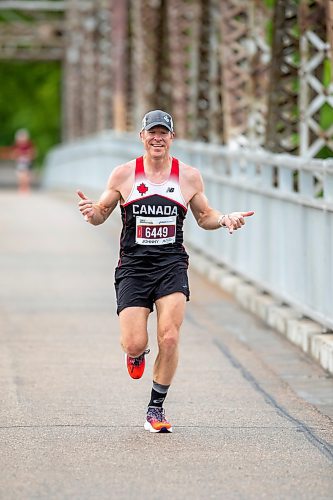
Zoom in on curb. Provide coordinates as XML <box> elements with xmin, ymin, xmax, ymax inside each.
<box><xmin>189</xmin><ymin>250</ymin><xmax>333</xmax><ymax>376</ymax></box>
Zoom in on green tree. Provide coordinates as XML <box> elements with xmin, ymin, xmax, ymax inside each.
<box><xmin>0</xmin><ymin>61</ymin><xmax>61</xmax><ymax>167</ymax></box>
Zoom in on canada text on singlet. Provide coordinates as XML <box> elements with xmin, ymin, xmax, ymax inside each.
<box><xmin>118</xmin><ymin>156</ymin><xmax>189</xmax><ymax>262</ymax></box>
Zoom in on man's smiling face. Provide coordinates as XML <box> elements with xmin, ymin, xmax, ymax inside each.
<box><xmin>140</xmin><ymin>126</ymin><xmax>174</xmax><ymax>159</ymax></box>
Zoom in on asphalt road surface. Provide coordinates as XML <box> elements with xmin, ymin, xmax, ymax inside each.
<box><xmin>1</xmin><ymin>191</ymin><xmax>332</xmax><ymax>500</ymax></box>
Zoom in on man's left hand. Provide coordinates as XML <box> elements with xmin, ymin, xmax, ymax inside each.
<box><xmin>222</xmin><ymin>211</ymin><xmax>254</xmax><ymax>234</ymax></box>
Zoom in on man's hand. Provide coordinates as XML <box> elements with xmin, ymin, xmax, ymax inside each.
<box><xmin>221</xmin><ymin>211</ymin><xmax>254</xmax><ymax>234</ymax></box>
<box><xmin>77</xmin><ymin>190</ymin><xmax>96</xmax><ymax>222</ymax></box>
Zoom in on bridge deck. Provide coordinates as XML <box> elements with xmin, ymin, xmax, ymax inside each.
<box><xmin>1</xmin><ymin>190</ymin><xmax>332</xmax><ymax>499</ymax></box>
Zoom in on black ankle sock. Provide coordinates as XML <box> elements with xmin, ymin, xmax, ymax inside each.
<box><xmin>148</xmin><ymin>381</ymin><xmax>170</xmax><ymax>408</ymax></box>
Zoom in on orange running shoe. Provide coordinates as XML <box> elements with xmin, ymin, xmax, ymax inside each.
<box><xmin>126</xmin><ymin>349</ymin><xmax>150</xmax><ymax>379</ymax></box>
<box><xmin>144</xmin><ymin>406</ymin><xmax>173</xmax><ymax>433</ymax></box>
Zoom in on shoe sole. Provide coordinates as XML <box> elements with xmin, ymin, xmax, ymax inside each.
<box><xmin>144</xmin><ymin>421</ymin><xmax>173</xmax><ymax>433</ymax></box>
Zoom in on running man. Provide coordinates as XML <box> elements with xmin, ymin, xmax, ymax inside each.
<box><xmin>77</xmin><ymin>110</ymin><xmax>254</xmax><ymax>433</ymax></box>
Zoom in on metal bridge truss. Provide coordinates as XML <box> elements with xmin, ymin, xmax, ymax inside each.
<box><xmin>0</xmin><ymin>0</ymin><xmax>332</xmax><ymax>161</ymax></box>
<box><xmin>0</xmin><ymin>1</ymin><xmax>65</xmax><ymax>60</ymax></box>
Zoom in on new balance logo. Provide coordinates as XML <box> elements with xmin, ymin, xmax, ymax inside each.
<box><xmin>166</xmin><ymin>187</ymin><xmax>174</xmax><ymax>193</ymax></box>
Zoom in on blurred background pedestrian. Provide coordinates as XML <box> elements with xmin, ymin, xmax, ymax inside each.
<box><xmin>12</xmin><ymin>129</ymin><xmax>36</xmax><ymax>193</ymax></box>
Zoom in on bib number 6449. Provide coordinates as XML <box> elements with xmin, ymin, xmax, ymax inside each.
<box><xmin>145</xmin><ymin>226</ymin><xmax>169</xmax><ymax>238</ymax></box>
<box><xmin>135</xmin><ymin>215</ymin><xmax>176</xmax><ymax>245</ymax></box>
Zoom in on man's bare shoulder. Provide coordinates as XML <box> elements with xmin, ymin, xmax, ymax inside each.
<box><xmin>108</xmin><ymin>159</ymin><xmax>136</xmax><ymax>187</ymax></box>
<box><xmin>179</xmin><ymin>161</ymin><xmax>203</xmax><ymax>188</ymax></box>
<box><xmin>178</xmin><ymin>160</ymin><xmax>204</xmax><ymax>202</ymax></box>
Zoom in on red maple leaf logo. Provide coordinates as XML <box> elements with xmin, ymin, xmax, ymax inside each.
<box><xmin>137</xmin><ymin>182</ymin><xmax>148</xmax><ymax>196</ymax></box>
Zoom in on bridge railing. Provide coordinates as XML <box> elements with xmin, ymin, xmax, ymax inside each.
<box><xmin>43</xmin><ymin>132</ymin><xmax>333</xmax><ymax>330</ymax></box>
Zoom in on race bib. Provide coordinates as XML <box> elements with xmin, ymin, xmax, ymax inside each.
<box><xmin>136</xmin><ymin>215</ymin><xmax>176</xmax><ymax>245</ymax></box>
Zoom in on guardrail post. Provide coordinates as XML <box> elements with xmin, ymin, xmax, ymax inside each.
<box><xmin>299</xmin><ymin>170</ymin><xmax>313</xmax><ymax>197</ymax></box>
<box><xmin>279</xmin><ymin>165</ymin><xmax>293</xmax><ymax>192</ymax></box>
<box><xmin>323</xmin><ymin>164</ymin><xmax>333</xmax><ymax>202</ymax></box>
<box><xmin>260</xmin><ymin>162</ymin><xmax>273</xmax><ymax>188</ymax></box>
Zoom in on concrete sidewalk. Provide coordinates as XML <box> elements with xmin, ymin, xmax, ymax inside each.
<box><xmin>0</xmin><ymin>190</ymin><xmax>332</xmax><ymax>500</ymax></box>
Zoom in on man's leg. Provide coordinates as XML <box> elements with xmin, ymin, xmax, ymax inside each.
<box><xmin>119</xmin><ymin>306</ymin><xmax>150</xmax><ymax>357</ymax></box>
<box><xmin>144</xmin><ymin>292</ymin><xmax>186</xmax><ymax>432</ymax></box>
<box><xmin>154</xmin><ymin>292</ymin><xmax>186</xmax><ymax>384</ymax></box>
<box><xmin>119</xmin><ymin>306</ymin><xmax>150</xmax><ymax>379</ymax></box>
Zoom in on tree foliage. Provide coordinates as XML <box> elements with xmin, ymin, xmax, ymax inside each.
<box><xmin>0</xmin><ymin>61</ymin><xmax>61</xmax><ymax>166</ymax></box>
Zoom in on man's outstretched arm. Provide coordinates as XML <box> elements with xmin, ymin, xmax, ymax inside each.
<box><xmin>77</xmin><ymin>162</ymin><xmax>134</xmax><ymax>225</ymax></box>
<box><xmin>189</xmin><ymin>170</ymin><xmax>254</xmax><ymax>234</ymax></box>
<box><xmin>77</xmin><ymin>189</ymin><xmax>120</xmax><ymax>225</ymax></box>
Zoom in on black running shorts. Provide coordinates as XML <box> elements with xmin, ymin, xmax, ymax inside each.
<box><xmin>114</xmin><ymin>262</ymin><xmax>190</xmax><ymax>315</ymax></box>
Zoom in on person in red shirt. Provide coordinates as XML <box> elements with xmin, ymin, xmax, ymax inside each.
<box><xmin>12</xmin><ymin>129</ymin><xmax>36</xmax><ymax>193</ymax></box>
